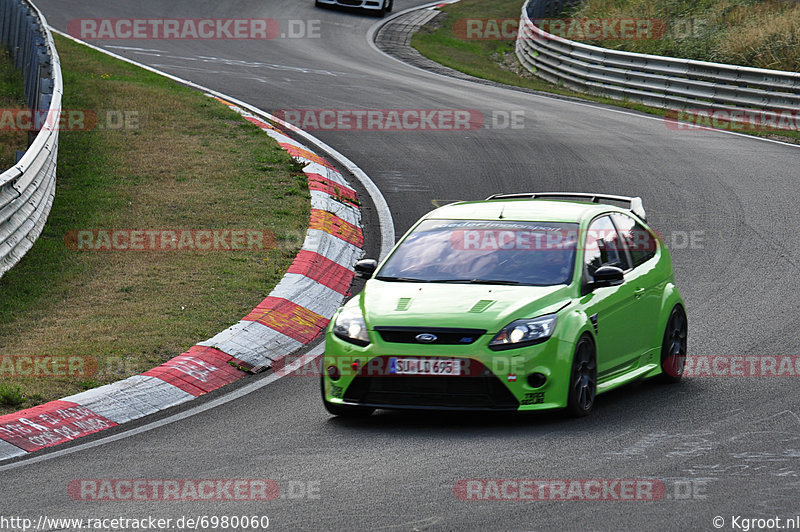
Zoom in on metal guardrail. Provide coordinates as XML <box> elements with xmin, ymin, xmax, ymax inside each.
<box><xmin>0</xmin><ymin>0</ymin><xmax>60</xmax><ymax>279</ymax></box>
<box><xmin>516</xmin><ymin>0</ymin><xmax>800</xmax><ymax>112</ymax></box>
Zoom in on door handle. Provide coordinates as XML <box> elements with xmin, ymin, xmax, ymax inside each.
<box><xmin>634</xmin><ymin>288</ymin><xmax>645</xmax><ymax>298</ymax></box>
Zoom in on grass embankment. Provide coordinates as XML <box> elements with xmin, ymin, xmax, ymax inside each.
<box><xmin>0</xmin><ymin>48</ymin><xmax>28</xmax><ymax>170</ymax></box>
<box><xmin>0</xmin><ymin>35</ymin><xmax>310</xmax><ymax>414</ymax></box>
<box><xmin>411</xmin><ymin>0</ymin><xmax>800</xmax><ymax>143</ymax></box>
<box><xmin>567</xmin><ymin>0</ymin><xmax>800</xmax><ymax>72</ymax></box>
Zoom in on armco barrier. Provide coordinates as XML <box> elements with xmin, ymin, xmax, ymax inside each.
<box><xmin>516</xmin><ymin>0</ymin><xmax>800</xmax><ymax>112</ymax></box>
<box><xmin>0</xmin><ymin>0</ymin><xmax>61</xmax><ymax>279</ymax></box>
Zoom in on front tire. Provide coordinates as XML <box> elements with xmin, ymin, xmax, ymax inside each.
<box><xmin>566</xmin><ymin>335</ymin><xmax>597</xmax><ymax>417</ymax></box>
<box><xmin>321</xmin><ymin>375</ymin><xmax>375</xmax><ymax>417</ymax></box>
<box><xmin>658</xmin><ymin>305</ymin><xmax>687</xmax><ymax>383</ymax></box>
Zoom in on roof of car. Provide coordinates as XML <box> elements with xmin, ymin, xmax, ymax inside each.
<box><xmin>426</xmin><ymin>198</ymin><xmax>631</xmax><ymax>223</ymax></box>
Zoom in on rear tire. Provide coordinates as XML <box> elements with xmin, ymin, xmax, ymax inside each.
<box><xmin>658</xmin><ymin>305</ymin><xmax>687</xmax><ymax>383</ymax></box>
<box><xmin>321</xmin><ymin>375</ymin><xmax>375</xmax><ymax>417</ymax></box>
<box><xmin>566</xmin><ymin>335</ymin><xmax>597</xmax><ymax>417</ymax></box>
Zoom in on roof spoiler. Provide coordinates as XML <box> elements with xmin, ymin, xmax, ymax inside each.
<box><xmin>485</xmin><ymin>192</ymin><xmax>646</xmax><ymax>221</ymax></box>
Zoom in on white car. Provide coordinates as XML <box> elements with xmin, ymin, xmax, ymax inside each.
<box><xmin>315</xmin><ymin>0</ymin><xmax>394</xmax><ymax>16</ymax></box>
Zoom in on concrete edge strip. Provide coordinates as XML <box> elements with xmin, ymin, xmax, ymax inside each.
<box><xmin>0</xmin><ymin>31</ymin><xmax>395</xmax><ymax>461</ymax></box>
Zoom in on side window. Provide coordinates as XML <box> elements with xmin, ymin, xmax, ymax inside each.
<box><xmin>611</xmin><ymin>213</ymin><xmax>657</xmax><ymax>268</ymax></box>
<box><xmin>583</xmin><ymin>215</ymin><xmax>628</xmax><ymax>278</ymax></box>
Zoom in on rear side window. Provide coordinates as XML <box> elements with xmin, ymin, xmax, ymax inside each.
<box><xmin>583</xmin><ymin>215</ymin><xmax>628</xmax><ymax>278</ymax></box>
<box><xmin>611</xmin><ymin>213</ymin><xmax>657</xmax><ymax>267</ymax></box>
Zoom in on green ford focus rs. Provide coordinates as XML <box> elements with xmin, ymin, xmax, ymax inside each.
<box><xmin>322</xmin><ymin>193</ymin><xmax>687</xmax><ymax>417</ymax></box>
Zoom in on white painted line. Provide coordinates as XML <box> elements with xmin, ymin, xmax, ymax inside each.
<box><xmin>0</xmin><ymin>345</ymin><xmax>324</xmax><ymax>472</ymax></box>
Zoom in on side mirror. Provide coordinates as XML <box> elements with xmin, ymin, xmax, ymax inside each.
<box><xmin>354</xmin><ymin>259</ymin><xmax>378</xmax><ymax>279</ymax></box>
<box><xmin>591</xmin><ymin>265</ymin><xmax>624</xmax><ymax>288</ymax></box>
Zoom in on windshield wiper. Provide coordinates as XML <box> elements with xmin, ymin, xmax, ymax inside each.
<box><xmin>374</xmin><ymin>276</ymin><xmax>429</xmax><ymax>282</ymax></box>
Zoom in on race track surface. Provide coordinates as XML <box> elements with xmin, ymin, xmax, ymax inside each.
<box><xmin>4</xmin><ymin>1</ymin><xmax>800</xmax><ymax>530</ymax></box>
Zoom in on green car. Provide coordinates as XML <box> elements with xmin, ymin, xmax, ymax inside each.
<box><xmin>321</xmin><ymin>193</ymin><xmax>687</xmax><ymax>417</ymax></box>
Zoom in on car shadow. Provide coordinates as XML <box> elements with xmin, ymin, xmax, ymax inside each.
<box><xmin>323</xmin><ymin>378</ymin><xmax>705</xmax><ymax>435</ymax></box>
<box><xmin>314</xmin><ymin>2</ymin><xmax>387</xmax><ymax>18</ymax></box>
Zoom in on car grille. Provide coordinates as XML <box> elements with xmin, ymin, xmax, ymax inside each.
<box><xmin>374</xmin><ymin>327</ymin><xmax>486</xmax><ymax>345</ymax></box>
<box><xmin>343</xmin><ymin>357</ymin><xmax>519</xmax><ymax>410</ymax></box>
<box><xmin>337</xmin><ymin>0</ymin><xmax>363</xmax><ymax>6</ymax></box>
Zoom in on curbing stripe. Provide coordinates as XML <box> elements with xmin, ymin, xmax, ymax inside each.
<box><xmin>198</xmin><ymin>320</ymin><xmax>303</xmax><ymax>371</ymax></box>
<box><xmin>0</xmin><ymin>401</ymin><xmax>118</xmax><ymax>453</ymax></box>
<box><xmin>64</xmin><ymin>376</ymin><xmax>195</xmax><ymax>425</ymax></box>
<box><xmin>311</xmin><ymin>190</ymin><xmax>360</xmax><ymax>227</ymax></box>
<box><xmin>0</xmin><ymin>34</ymin><xmax>378</xmax><ymax>462</ymax></box>
<box><xmin>279</xmin><ymin>144</ymin><xmax>336</xmax><ymax>170</ymax></box>
<box><xmin>301</xmin><ymin>228</ymin><xmax>363</xmax><ymax>265</ymax></box>
<box><xmin>243</xmin><ymin>296</ymin><xmax>330</xmax><ymax>344</ymax></box>
<box><xmin>287</xmin><ymin>250</ymin><xmax>355</xmax><ymax>295</ymax></box>
<box><xmin>302</xmin><ymin>162</ymin><xmax>353</xmax><ymax>189</ymax></box>
<box><xmin>309</xmin><ymin>210</ymin><xmax>364</xmax><ymax>247</ymax></box>
<box><xmin>143</xmin><ymin>346</ymin><xmax>247</xmax><ymax>397</ymax></box>
<box><xmin>307</xmin><ymin>173</ymin><xmax>359</xmax><ymax>204</ymax></box>
<box><xmin>0</xmin><ymin>440</ymin><xmax>25</xmax><ymax>461</ymax></box>
<box><xmin>264</xmin><ymin>273</ymin><xmax>349</xmax><ymax>318</ymax></box>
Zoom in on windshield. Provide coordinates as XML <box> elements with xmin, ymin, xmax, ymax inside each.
<box><xmin>376</xmin><ymin>219</ymin><xmax>578</xmax><ymax>286</ymax></box>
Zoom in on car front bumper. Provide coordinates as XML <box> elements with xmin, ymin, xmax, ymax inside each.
<box><xmin>316</xmin><ymin>0</ymin><xmax>385</xmax><ymax>11</ymax></box>
<box><xmin>322</xmin><ymin>331</ymin><xmax>576</xmax><ymax>412</ymax></box>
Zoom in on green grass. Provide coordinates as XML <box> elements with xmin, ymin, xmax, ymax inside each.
<box><xmin>566</xmin><ymin>0</ymin><xmax>800</xmax><ymax>72</ymax></box>
<box><xmin>411</xmin><ymin>0</ymin><xmax>800</xmax><ymax>144</ymax></box>
<box><xmin>0</xmin><ymin>35</ymin><xmax>310</xmax><ymax>415</ymax></box>
<box><xmin>0</xmin><ymin>47</ymin><xmax>28</xmax><ymax>170</ymax></box>
<box><xmin>0</xmin><ymin>382</ymin><xmax>24</xmax><ymax>407</ymax></box>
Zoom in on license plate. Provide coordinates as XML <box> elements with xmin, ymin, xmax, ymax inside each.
<box><xmin>388</xmin><ymin>357</ymin><xmax>461</xmax><ymax>376</ymax></box>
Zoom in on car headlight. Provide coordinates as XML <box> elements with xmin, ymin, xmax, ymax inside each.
<box><xmin>333</xmin><ymin>307</ymin><xmax>370</xmax><ymax>346</ymax></box>
<box><xmin>489</xmin><ymin>314</ymin><xmax>557</xmax><ymax>350</ymax></box>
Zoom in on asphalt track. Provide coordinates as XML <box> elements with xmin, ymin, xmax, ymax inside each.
<box><xmin>3</xmin><ymin>1</ymin><xmax>800</xmax><ymax>530</ymax></box>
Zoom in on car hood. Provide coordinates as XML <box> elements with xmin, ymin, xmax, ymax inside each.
<box><xmin>359</xmin><ymin>280</ymin><xmax>573</xmax><ymax>331</ymax></box>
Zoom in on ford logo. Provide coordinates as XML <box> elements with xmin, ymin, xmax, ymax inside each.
<box><xmin>416</xmin><ymin>333</ymin><xmax>438</xmax><ymax>343</ymax></box>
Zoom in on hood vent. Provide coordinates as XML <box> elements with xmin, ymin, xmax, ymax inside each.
<box><xmin>469</xmin><ymin>300</ymin><xmax>495</xmax><ymax>313</ymax></box>
<box><xmin>395</xmin><ymin>298</ymin><xmax>412</xmax><ymax>311</ymax></box>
